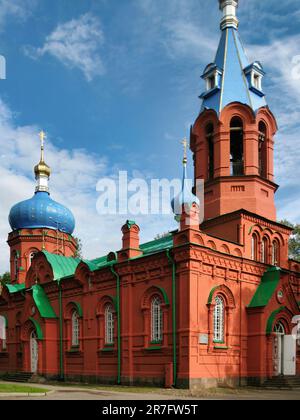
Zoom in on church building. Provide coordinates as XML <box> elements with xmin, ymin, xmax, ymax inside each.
<box><xmin>0</xmin><ymin>0</ymin><xmax>299</xmax><ymax>389</ymax></box>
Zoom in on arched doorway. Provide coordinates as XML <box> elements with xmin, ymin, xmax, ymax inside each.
<box><xmin>273</xmin><ymin>322</ymin><xmax>296</xmax><ymax>377</ymax></box>
<box><xmin>30</xmin><ymin>330</ymin><xmax>38</xmax><ymax>374</ymax></box>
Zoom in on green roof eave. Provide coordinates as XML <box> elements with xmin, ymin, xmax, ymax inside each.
<box><xmin>248</xmin><ymin>267</ymin><xmax>281</xmax><ymax>309</ymax></box>
<box><xmin>31</xmin><ymin>285</ymin><xmax>57</xmax><ymax>319</ymax></box>
<box><xmin>42</xmin><ymin>251</ymin><xmax>81</xmax><ymax>281</ymax></box>
<box><xmin>6</xmin><ymin>283</ymin><xmax>26</xmax><ymax>294</ymax></box>
<box><xmin>29</xmin><ymin>317</ymin><xmax>43</xmax><ymax>340</ymax></box>
<box><xmin>140</xmin><ymin>235</ymin><xmax>174</xmax><ymax>255</ymax></box>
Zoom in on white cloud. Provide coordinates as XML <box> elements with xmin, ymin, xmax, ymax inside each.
<box><xmin>0</xmin><ymin>99</ymin><xmax>177</xmax><ymax>273</ymax></box>
<box><xmin>0</xmin><ymin>0</ymin><xmax>35</xmax><ymax>28</ymax></box>
<box><xmin>25</xmin><ymin>13</ymin><xmax>105</xmax><ymax>81</ymax></box>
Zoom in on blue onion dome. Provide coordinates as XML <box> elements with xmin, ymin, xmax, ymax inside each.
<box><xmin>8</xmin><ymin>130</ymin><xmax>75</xmax><ymax>235</ymax></box>
<box><xmin>171</xmin><ymin>144</ymin><xmax>200</xmax><ymax>221</ymax></box>
<box><xmin>9</xmin><ymin>191</ymin><xmax>75</xmax><ymax>234</ymax></box>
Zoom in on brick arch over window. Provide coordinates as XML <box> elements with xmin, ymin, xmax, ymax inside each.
<box><xmin>266</xmin><ymin>307</ymin><xmax>294</xmax><ymax>335</ymax></box>
<box><xmin>207</xmin><ymin>284</ymin><xmax>236</xmax><ymax>309</ymax></box>
<box><xmin>141</xmin><ymin>286</ymin><xmax>170</xmax><ymax>348</ymax></box>
<box><xmin>141</xmin><ymin>286</ymin><xmax>170</xmax><ymax>310</ymax></box>
<box><xmin>21</xmin><ymin>318</ymin><xmax>43</xmax><ymax>341</ymax></box>
<box><xmin>64</xmin><ymin>302</ymin><xmax>83</xmax><ymax>350</ymax></box>
<box><xmin>207</xmin><ymin>285</ymin><xmax>236</xmax><ymax>349</ymax></box>
<box><xmin>96</xmin><ymin>296</ymin><xmax>116</xmax><ymax>349</ymax></box>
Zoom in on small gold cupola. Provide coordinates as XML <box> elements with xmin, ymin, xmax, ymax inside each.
<box><xmin>34</xmin><ymin>130</ymin><xmax>51</xmax><ymax>192</ymax></box>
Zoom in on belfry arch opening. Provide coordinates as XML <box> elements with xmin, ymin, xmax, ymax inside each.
<box><xmin>230</xmin><ymin>117</ymin><xmax>244</xmax><ymax>176</ymax></box>
<box><xmin>258</xmin><ymin>121</ymin><xmax>267</xmax><ymax>178</ymax></box>
<box><xmin>206</xmin><ymin>123</ymin><xmax>214</xmax><ymax>180</ymax></box>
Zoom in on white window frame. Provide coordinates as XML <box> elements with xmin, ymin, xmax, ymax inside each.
<box><xmin>71</xmin><ymin>310</ymin><xmax>79</xmax><ymax>347</ymax></box>
<box><xmin>29</xmin><ymin>251</ymin><xmax>37</xmax><ymax>267</ymax></box>
<box><xmin>213</xmin><ymin>296</ymin><xmax>225</xmax><ymax>343</ymax></box>
<box><xmin>151</xmin><ymin>296</ymin><xmax>163</xmax><ymax>343</ymax></box>
<box><xmin>105</xmin><ymin>304</ymin><xmax>114</xmax><ymax>345</ymax></box>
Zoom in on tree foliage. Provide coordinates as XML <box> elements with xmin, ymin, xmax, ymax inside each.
<box><xmin>0</xmin><ymin>272</ymin><xmax>11</xmax><ymax>284</ymax></box>
<box><xmin>280</xmin><ymin>220</ymin><xmax>300</xmax><ymax>262</ymax></box>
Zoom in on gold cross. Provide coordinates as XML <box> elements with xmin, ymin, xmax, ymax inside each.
<box><xmin>39</xmin><ymin>130</ymin><xmax>46</xmax><ymax>147</ymax></box>
<box><xmin>181</xmin><ymin>137</ymin><xmax>188</xmax><ymax>162</ymax></box>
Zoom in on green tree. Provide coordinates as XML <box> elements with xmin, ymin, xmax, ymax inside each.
<box><xmin>280</xmin><ymin>220</ymin><xmax>300</xmax><ymax>262</ymax></box>
<box><xmin>73</xmin><ymin>237</ymin><xmax>83</xmax><ymax>259</ymax></box>
<box><xmin>0</xmin><ymin>272</ymin><xmax>11</xmax><ymax>284</ymax></box>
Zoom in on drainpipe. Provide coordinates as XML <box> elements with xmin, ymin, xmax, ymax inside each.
<box><xmin>166</xmin><ymin>249</ymin><xmax>177</xmax><ymax>387</ymax></box>
<box><xmin>110</xmin><ymin>265</ymin><xmax>121</xmax><ymax>385</ymax></box>
<box><xmin>58</xmin><ymin>282</ymin><xmax>64</xmax><ymax>381</ymax></box>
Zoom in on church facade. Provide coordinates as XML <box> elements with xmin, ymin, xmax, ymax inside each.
<box><xmin>0</xmin><ymin>0</ymin><xmax>299</xmax><ymax>389</ymax></box>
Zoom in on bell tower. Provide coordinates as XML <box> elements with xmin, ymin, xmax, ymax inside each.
<box><xmin>191</xmin><ymin>0</ymin><xmax>278</xmax><ymax>222</ymax></box>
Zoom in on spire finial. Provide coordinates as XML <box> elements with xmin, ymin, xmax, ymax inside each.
<box><xmin>34</xmin><ymin>130</ymin><xmax>51</xmax><ymax>193</ymax></box>
<box><xmin>39</xmin><ymin>130</ymin><xmax>46</xmax><ymax>161</ymax></box>
<box><xmin>181</xmin><ymin>137</ymin><xmax>188</xmax><ymax>165</ymax></box>
<box><xmin>219</xmin><ymin>0</ymin><xmax>239</xmax><ymax>30</ymax></box>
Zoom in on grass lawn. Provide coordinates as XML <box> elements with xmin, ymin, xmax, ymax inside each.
<box><xmin>0</xmin><ymin>384</ymin><xmax>49</xmax><ymax>394</ymax></box>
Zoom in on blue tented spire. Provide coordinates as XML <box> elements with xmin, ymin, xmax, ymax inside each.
<box><xmin>200</xmin><ymin>2</ymin><xmax>267</xmax><ymax>114</ymax></box>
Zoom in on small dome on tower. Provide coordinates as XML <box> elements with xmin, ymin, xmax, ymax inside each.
<box><xmin>171</xmin><ymin>138</ymin><xmax>200</xmax><ymax>220</ymax></box>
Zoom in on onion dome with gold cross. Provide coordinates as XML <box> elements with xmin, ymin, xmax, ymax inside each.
<box><xmin>171</xmin><ymin>138</ymin><xmax>200</xmax><ymax>221</ymax></box>
<box><xmin>8</xmin><ymin>131</ymin><xmax>75</xmax><ymax>234</ymax></box>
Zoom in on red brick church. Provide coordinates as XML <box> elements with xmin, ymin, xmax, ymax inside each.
<box><xmin>0</xmin><ymin>0</ymin><xmax>299</xmax><ymax>389</ymax></box>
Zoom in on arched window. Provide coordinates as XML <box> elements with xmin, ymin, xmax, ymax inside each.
<box><xmin>274</xmin><ymin>322</ymin><xmax>285</xmax><ymax>335</ymax></box>
<box><xmin>13</xmin><ymin>253</ymin><xmax>18</xmax><ymax>281</ymax></box>
<box><xmin>261</xmin><ymin>237</ymin><xmax>269</xmax><ymax>264</ymax></box>
<box><xmin>272</xmin><ymin>240</ymin><xmax>280</xmax><ymax>266</ymax></box>
<box><xmin>206</xmin><ymin>123</ymin><xmax>214</xmax><ymax>180</ymax></box>
<box><xmin>71</xmin><ymin>310</ymin><xmax>79</xmax><ymax>347</ymax></box>
<box><xmin>105</xmin><ymin>304</ymin><xmax>114</xmax><ymax>345</ymax></box>
<box><xmin>258</xmin><ymin>121</ymin><xmax>267</xmax><ymax>178</ymax></box>
<box><xmin>230</xmin><ymin>117</ymin><xmax>244</xmax><ymax>176</ymax></box>
<box><xmin>151</xmin><ymin>296</ymin><xmax>163</xmax><ymax>343</ymax></box>
<box><xmin>213</xmin><ymin>296</ymin><xmax>225</xmax><ymax>343</ymax></box>
<box><xmin>0</xmin><ymin>316</ymin><xmax>6</xmax><ymax>351</ymax></box>
<box><xmin>29</xmin><ymin>251</ymin><xmax>37</xmax><ymax>267</ymax></box>
<box><xmin>251</xmin><ymin>234</ymin><xmax>259</xmax><ymax>261</ymax></box>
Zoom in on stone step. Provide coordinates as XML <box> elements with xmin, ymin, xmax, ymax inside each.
<box><xmin>3</xmin><ymin>372</ymin><xmax>33</xmax><ymax>383</ymax></box>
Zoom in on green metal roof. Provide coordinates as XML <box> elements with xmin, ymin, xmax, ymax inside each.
<box><xmin>6</xmin><ymin>283</ymin><xmax>26</xmax><ymax>294</ymax></box>
<box><xmin>248</xmin><ymin>267</ymin><xmax>281</xmax><ymax>309</ymax></box>
<box><xmin>42</xmin><ymin>251</ymin><xmax>81</xmax><ymax>281</ymax></box>
<box><xmin>32</xmin><ymin>284</ymin><xmax>57</xmax><ymax>319</ymax></box>
<box><xmin>83</xmin><ymin>255</ymin><xmax>109</xmax><ymax>272</ymax></box>
<box><xmin>140</xmin><ymin>235</ymin><xmax>174</xmax><ymax>255</ymax></box>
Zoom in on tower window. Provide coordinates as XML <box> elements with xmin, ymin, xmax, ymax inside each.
<box><xmin>261</xmin><ymin>237</ymin><xmax>269</xmax><ymax>264</ymax></box>
<box><xmin>206</xmin><ymin>123</ymin><xmax>214</xmax><ymax>180</ymax></box>
<box><xmin>253</xmin><ymin>73</ymin><xmax>261</xmax><ymax>90</ymax></box>
<box><xmin>13</xmin><ymin>253</ymin><xmax>18</xmax><ymax>281</ymax></box>
<box><xmin>272</xmin><ymin>240</ymin><xmax>280</xmax><ymax>266</ymax></box>
<box><xmin>207</xmin><ymin>75</ymin><xmax>216</xmax><ymax>91</ymax></box>
<box><xmin>258</xmin><ymin>122</ymin><xmax>267</xmax><ymax>178</ymax></box>
<box><xmin>251</xmin><ymin>234</ymin><xmax>258</xmax><ymax>261</ymax></box>
<box><xmin>230</xmin><ymin>117</ymin><xmax>244</xmax><ymax>176</ymax></box>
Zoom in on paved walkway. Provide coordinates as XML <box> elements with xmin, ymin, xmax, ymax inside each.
<box><xmin>0</xmin><ymin>381</ymin><xmax>299</xmax><ymax>400</ymax></box>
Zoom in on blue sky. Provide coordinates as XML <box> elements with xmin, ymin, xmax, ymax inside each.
<box><xmin>0</xmin><ymin>0</ymin><xmax>299</xmax><ymax>269</ymax></box>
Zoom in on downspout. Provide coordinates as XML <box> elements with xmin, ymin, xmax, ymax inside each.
<box><xmin>166</xmin><ymin>249</ymin><xmax>177</xmax><ymax>387</ymax></box>
<box><xmin>110</xmin><ymin>265</ymin><xmax>121</xmax><ymax>385</ymax></box>
<box><xmin>58</xmin><ymin>282</ymin><xmax>64</xmax><ymax>381</ymax></box>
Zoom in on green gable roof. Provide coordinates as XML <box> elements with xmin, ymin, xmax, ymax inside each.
<box><xmin>32</xmin><ymin>284</ymin><xmax>57</xmax><ymax>319</ymax></box>
<box><xmin>248</xmin><ymin>267</ymin><xmax>281</xmax><ymax>309</ymax></box>
<box><xmin>42</xmin><ymin>251</ymin><xmax>80</xmax><ymax>282</ymax></box>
